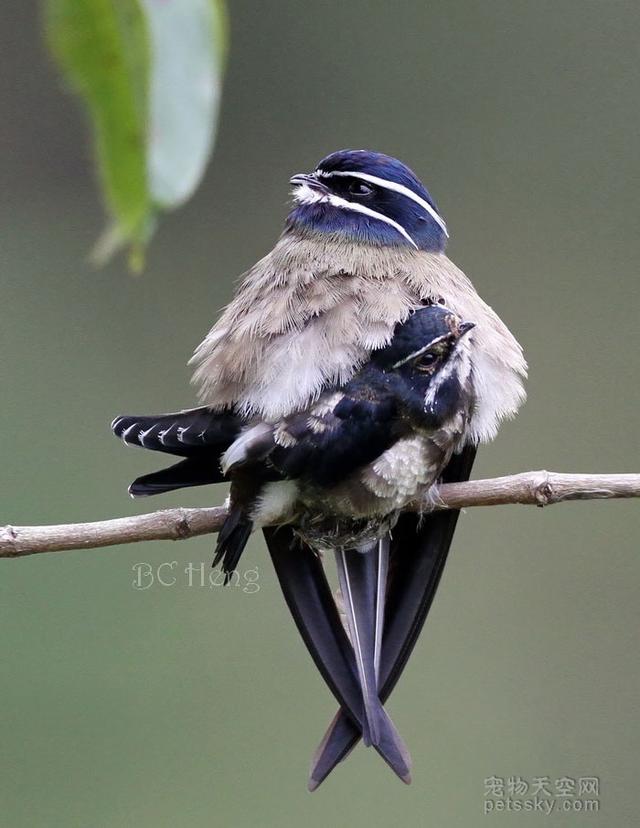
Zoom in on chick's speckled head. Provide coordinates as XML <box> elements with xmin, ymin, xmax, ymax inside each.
<box><xmin>372</xmin><ymin>303</ymin><xmax>474</xmax><ymax>372</ymax></box>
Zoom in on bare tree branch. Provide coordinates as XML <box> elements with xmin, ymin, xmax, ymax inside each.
<box><xmin>1</xmin><ymin>470</ymin><xmax>638</xmax><ymax>559</ymax></box>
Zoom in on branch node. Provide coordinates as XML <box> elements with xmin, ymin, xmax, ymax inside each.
<box><xmin>531</xmin><ymin>470</ymin><xmax>551</xmax><ymax>507</ymax></box>
<box><xmin>0</xmin><ymin>525</ymin><xmax>18</xmax><ymax>556</ymax></box>
<box><xmin>174</xmin><ymin>510</ymin><xmax>193</xmax><ymax>540</ymax></box>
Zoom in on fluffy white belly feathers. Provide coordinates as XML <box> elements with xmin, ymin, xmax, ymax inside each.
<box><xmin>191</xmin><ymin>234</ymin><xmax>527</xmax><ymax>445</ymax></box>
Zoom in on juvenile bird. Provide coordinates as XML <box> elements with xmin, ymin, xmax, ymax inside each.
<box><xmin>112</xmin><ymin>150</ymin><xmax>526</xmax><ymax>788</ymax></box>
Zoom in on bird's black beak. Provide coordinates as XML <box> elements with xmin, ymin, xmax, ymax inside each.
<box><xmin>290</xmin><ymin>172</ymin><xmax>330</xmax><ymax>195</ymax></box>
<box><xmin>458</xmin><ymin>321</ymin><xmax>476</xmax><ymax>337</ymax></box>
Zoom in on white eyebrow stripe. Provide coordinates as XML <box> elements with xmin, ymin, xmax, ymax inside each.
<box><xmin>293</xmin><ymin>183</ymin><xmax>418</xmax><ymax>249</ymax></box>
<box><xmin>316</xmin><ymin>169</ymin><xmax>449</xmax><ymax>237</ymax></box>
<box><xmin>391</xmin><ymin>334</ymin><xmax>451</xmax><ymax>368</ymax></box>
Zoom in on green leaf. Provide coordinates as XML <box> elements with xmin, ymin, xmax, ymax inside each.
<box><xmin>44</xmin><ymin>0</ymin><xmax>228</xmax><ymax>269</ymax></box>
<box><xmin>45</xmin><ymin>0</ymin><xmax>151</xmax><ymax>262</ymax></box>
<box><xmin>142</xmin><ymin>0</ymin><xmax>228</xmax><ymax>207</ymax></box>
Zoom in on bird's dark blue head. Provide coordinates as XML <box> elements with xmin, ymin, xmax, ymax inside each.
<box><xmin>287</xmin><ymin>150</ymin><xmax>448</xmax><ymax>252</ymax></box>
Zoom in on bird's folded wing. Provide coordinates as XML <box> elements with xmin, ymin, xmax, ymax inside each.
<box><xmin>269</xmin><ymin>388</ymin><xmax>400</xmax><ymax>486</ymax></box>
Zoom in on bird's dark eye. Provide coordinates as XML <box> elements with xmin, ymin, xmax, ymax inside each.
<box><xmin>414</xmin><ymin>351</ymin><xmax>442</xmax><ymax>372</ymax></box>
<box><xmin>347</xmin><ymin>180</ymin><xmax>374</xmax><ymax>197</ymax></box>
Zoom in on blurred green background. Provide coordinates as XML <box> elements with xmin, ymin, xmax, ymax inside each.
<box><xmin>1</xmin><ymin>2</ymin><xmax>638</xmax><ymax>826</ymax></box>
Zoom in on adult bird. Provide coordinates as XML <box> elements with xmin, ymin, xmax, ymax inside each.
<box><xmin>113</xmin><ymin>150</ymin><xmax>527</xmax><ymax>788</ymax></box>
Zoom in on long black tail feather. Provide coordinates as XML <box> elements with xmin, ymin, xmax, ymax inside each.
<box><xmin>307</xmin><ymin>444</ymin><xmax>478</xmax><ymax>790</ymax></box>
<box><xmin>381</xmin><ymin>444</ymin><xmax>478</xmax><ymax>686</ymax></box>
<box><xmin>264</xmin><ymin>527</ymin><xmax>412</xmax><ymax>787</ymax></box>
<box><xmin>213</xmin><ymin>508</ymin><xmax>254</xmax><ymax>582</ymax></box>
<box><xmin>334</xmin><ymin>541</ymin><xmax>392</xmax><ymax>749</ymax></box>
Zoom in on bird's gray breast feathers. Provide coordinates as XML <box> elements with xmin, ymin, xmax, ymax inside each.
<box><xmin>190</xmin><ymin>233</ymin><xmax>527</xmax><ymax>444</ymax></box>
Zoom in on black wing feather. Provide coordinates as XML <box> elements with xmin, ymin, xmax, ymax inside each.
<box><xmin>128</xmin><ymin>456</ymin><xmax>226</xmax><ymax>496</ymax></box>
<box><xmin>270</xmin><ymin>382</ymin><xmax>401</xmax><ymax>487</ymax></box>
<box><xmin>112</xmin><ymin>407</ymin><xmax>241</xmax><ymax>457</ymax></box>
